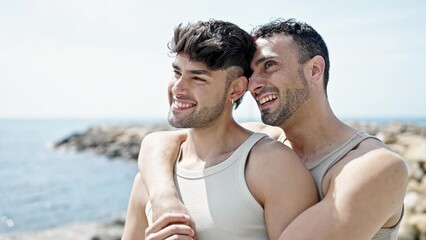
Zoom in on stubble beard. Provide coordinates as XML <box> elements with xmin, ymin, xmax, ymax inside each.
<box><xmin>168</xmin><ymin>92</ymin><xmax>228</xmax><ymax>129</ymax></box>
<box><xmin>261</xmin><ymin>67</ymin><xmax>310</xmax><ymax>126</ymax></box>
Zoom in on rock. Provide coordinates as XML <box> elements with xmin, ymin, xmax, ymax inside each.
<box><xmin>53</xmin><ymin>124</ymin><xmax>173</xmax><ymax>161</ymax></box>
<box><xmin>408</xmin><ymin>214</ymin><xmax>426</xmax><ymax>238</ymax></box>
<box><xmin>376</xmin><ymin>131</ymin><xmax>398</xmax><ymax>144</ymax></box>
<box><xmin>405</xmin><ymin>191</ymin><xmax>420</xmax><ymax>212</ymax></box>
<box><xmin>406</xmin><ymin>161</ymin><xmax>425</xmax><ymax>182</ymax></box>
<box><xmin>405</xmin><ymin>138</ymin><xmax>426</xmax><ymax>163</ymax></box>
<box><xmin>398</xmin><ymin>218</ymin><xmax>418</xmax><ymax>240</ymax></box>
<box><xmin>416</xmin><ymin>197</ymin><xmax>426</xmax><ymax>214</ymax></box>
<box><xmin>407</xmin><ymin>179</ymin><xmax>421</xmax><ymax>195</ymax></box>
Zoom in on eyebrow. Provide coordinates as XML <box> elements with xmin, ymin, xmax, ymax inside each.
<box><xmin>253</xmin><ymin>56</ymin><xmax>276</xmax><ymax>67</ymax></box>
<box><xmin>172</xmin><ymin>63</ymin><xmax>212</xmax><ymax>76</ymax></box>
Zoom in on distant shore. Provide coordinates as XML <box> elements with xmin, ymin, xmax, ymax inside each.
<box><xmin>53</xmin><ymin>123</ymin><xmax>174</xmax><ymax>161</ymax></box>
<box><xmin>4</xmin><ymin>121</ymin><xmax>426</xmax><ymax>240</ymax></box>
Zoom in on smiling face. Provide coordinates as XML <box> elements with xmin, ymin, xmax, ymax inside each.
<box><xmin>248</xmin><ymin>34</ymin><xmax>310</xmax><ymax>127</ymax></box>
<box><xmin>167</xmin><ymin>53</ymin><xmax>230</xmax><ymax>128</ymax></box>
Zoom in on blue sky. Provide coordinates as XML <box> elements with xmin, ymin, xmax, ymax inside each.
<box><xmin>1</xmin><ymin>0</ymin><xmax>425</xmax><ymax>121</ymax></box>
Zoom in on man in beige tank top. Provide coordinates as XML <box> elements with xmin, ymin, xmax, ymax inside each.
<box><xmin>138</xmin><ymin>19</ymin><xmax>408</xmax><ymax>239</ymax></box>
<box><xmin>122</xmin><ymin>19</ymin><xmax>317</xmax><ymax>240</ymax></box>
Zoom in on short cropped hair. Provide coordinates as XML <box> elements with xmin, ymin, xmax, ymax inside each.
<box><xmin>169</xmin><ymin>19</ymin><xmax>256</xmax><ymax>108</ymax></box>
<box><xmin>252</xmin><ymin>18</ymin><xmax>330</xmax><ymax>95</ymax></box>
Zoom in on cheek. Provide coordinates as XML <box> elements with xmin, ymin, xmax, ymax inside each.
<box><xmin>200</xmin><ymin>87</ymin><xmax>223</xmax><ymax>106</ymax></box>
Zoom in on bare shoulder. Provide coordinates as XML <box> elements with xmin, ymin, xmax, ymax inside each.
<box><xmin>329</xmin><ymin>138</ymin><xmax>408</xmax><ymax>194</ymax></box>
<box><xmin>358</xmin><ymin>138</ymin><xmax>408</xmax><ymax>189</ymax></box>
<box><xmin>246</xmin><ymin>136</ymin><xmax>316</xmax><ymax>201</ymax></box>
<box><xmin>324</xmin><ymin>138</ymin><xmax>408</xmax><ymax>229</ymax></box>
<box><xmin>249</xmin><ymin>136</ymin><xmax>300</xmax><ymax>166</ymax></box>
<box><xmin>240</xmin><ymin>122</ymin><xmax>284</xmax><ymax>140</ymax></box>
<box><xmin>343</xmin><ymin>138</ymin><xmax>408</xmax><ymax>179</ymax></box>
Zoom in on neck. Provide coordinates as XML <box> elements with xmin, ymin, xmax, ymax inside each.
<box><xmin>182</xmin><ymin>118</ymin><xmax>251</xmax><ymax>169</ymax></box>
<box><xmin>280</xmin><ymin>99</ymin><xmax>356</xmax><ymax>167</ymax></box>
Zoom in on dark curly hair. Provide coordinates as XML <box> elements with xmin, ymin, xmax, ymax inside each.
<box><xmin>169</xmin><ymin>19</ymin><xmax>256</xmax><ymax>108</ymax></box>
<box><xmin>252</xmin><ymin>18</ymin><xmax>330</xmax><ymax>95</ymax></box>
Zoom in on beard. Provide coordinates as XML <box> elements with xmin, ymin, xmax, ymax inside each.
<box><xmin>168</xmin><ymin>91</ymin><xmax>228</xmax><ymax>129</ymax></box>
<box><xmin>261</xmin><ymin>67</ymin><xmax>310</xmax><ymax>126</ymax></box>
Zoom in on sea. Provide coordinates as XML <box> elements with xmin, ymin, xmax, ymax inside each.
<box><xmin>0</xmin><ymin>118</ymin><xmax>166</xmax><ymax>236</ymax></box>
<box><xmin>0</xmin><ymin>117</ymin><xmax>425</xmax><ymax>236</ymax></box>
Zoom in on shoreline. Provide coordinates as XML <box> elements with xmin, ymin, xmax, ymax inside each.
<box><xmin>0</xmin><ymin>217</ymin><xmax>125</xmax><ymax>240</ymax></box>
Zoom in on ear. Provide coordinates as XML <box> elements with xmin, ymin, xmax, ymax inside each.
<box><xmin>308</xmin><ymin>55</ymin><xmax>325</xmax><ymax>83</ymax></box>
<box><xmin>229</xmin><ymin>76</ymin><xmax>248</xmax><ymax>101</ymax></box>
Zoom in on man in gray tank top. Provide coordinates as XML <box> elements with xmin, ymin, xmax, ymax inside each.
<box><xmin>138</xmin><ymin>19</ymin><xmax>408</xmax><ymax>239</ymax></box>
<box><xmin>122</xmin><ymin>19</ymin><xmax>317</xmax><ymax>240</ymax></box>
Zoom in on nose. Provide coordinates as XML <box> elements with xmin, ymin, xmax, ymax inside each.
<box><xmin>248</xmin><ymin>73</ymin><xmax>265</xmax><ymax>96</ymax></box>
<box><xmin>170</xmin><ymin>75</ymin><xmax>188</xmax><ymax>96</ymax></box>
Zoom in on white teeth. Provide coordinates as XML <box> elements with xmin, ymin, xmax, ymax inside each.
<box><xmin>175</xmin><ymin>101</ymin><xmax>193</xmax><ymax>108</ymax></box>
<box><xmin>259</xmin><ymin>95</ymin><xmax>277</xmax><ymax>104</ymax></box>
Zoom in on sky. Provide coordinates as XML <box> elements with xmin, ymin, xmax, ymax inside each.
<box><xmin>1</xmin><ymin>0</ymin><xmax>425</xmax><ymax>121</ymax></box>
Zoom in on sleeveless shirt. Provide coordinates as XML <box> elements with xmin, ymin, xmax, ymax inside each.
<box><xmin>146</xmin><ymin>133</ymin><xmax>269</xmax><ymax>240</ymax></box>
<box><xmin>297</xmin><ymin>130</ymin><xmax>402</xmax><ymax>240</ymax></box>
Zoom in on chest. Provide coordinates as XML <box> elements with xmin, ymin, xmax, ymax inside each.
<box><xmin>174</xmin><ymin>164</ymin><xmax>268</xmax><ymax>240</ymax></box>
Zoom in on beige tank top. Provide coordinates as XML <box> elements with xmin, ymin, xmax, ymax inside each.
<box><xmin>146</xmin><ymin>133</ymin><xmax>269</xmax><ymax>240</ymax></box>
<box><xmin>307</xmin><ymin>130</ymin><xmax>402</xmax><ymax>240</ymax></box>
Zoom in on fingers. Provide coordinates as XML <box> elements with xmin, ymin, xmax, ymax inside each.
<box><xmin>165</xmin><ymin>235</ymin><xmax>195</xmax><ymax>240</ymax></box>
<box><xmin>146</xmin><ymin>224</ymin><xmax>194</xmax><ymax>240</ymax></box>
<box><xmin>187</xmin><ymin>219</ymin><xmax>198</xmax><ymax>240</ymax></box>
<box><xmin>148</xmin><ymin>213</ymin><xmax>191</xmax><ymax>232</ymax></box>
<box><xmin>145</xmin><ymin>213</ymin><xmax>194</xmax><ymax>240</ymax></box>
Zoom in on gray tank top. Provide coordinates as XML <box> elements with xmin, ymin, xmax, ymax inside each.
<box><xmin>307</xmin><ymin>130</ymin><xmax>402</xmax><ymax>240</ymax></box>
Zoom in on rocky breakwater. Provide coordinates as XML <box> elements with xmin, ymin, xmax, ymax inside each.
<box><xmin>53</xmin><ymin>124</ymin><xmax>174</xmax><ymax>161</ymax></box>
<box><xmin>51</xmin><ymin>121</ymin><xmax>426</xmax><ymax>239</ymax></box>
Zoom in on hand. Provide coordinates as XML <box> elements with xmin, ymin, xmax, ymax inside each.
<box><xmin>150</xmin><ymin>198</ymin><xmax>198</xmax><ymax>240</ymax></box>
<box><xmin>145</xmin><ymin>213</ymin><xmax>195</xmax><ymax>240</ymax></box>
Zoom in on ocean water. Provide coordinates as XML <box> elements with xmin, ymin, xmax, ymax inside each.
<box><xmin>0</xmin><ymin>117</ymin><xmax>425</xmax><ymax>236</ymax></box>
<box><xmin>0</xmin><ymin>118</ymin><xmax>164</xmax><ymax>236</ymax></box>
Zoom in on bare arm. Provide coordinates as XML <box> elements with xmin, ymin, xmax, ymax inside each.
<box><xmin>122</xmin><ymin>173</ymin><xmax>194</xmax><ymax>240</ymax></box>
<box><xmin>138</xmin><ymin>130</ymin><xmax>188</xmax><ymax>220</ymax></box>
<box><xmin>122</xmin><ymin>173</ymin><xmax>149</xmax><ymax>240</ymax></box>
<box><xmin>278</xmin><ymin>148</ymin><xmax>408</xmax><ymax>240</ymax></box>
<box><xmin>247</xmin><ymin>139</ymin><xmax>318</xmax><ymax>240</ymax></box>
